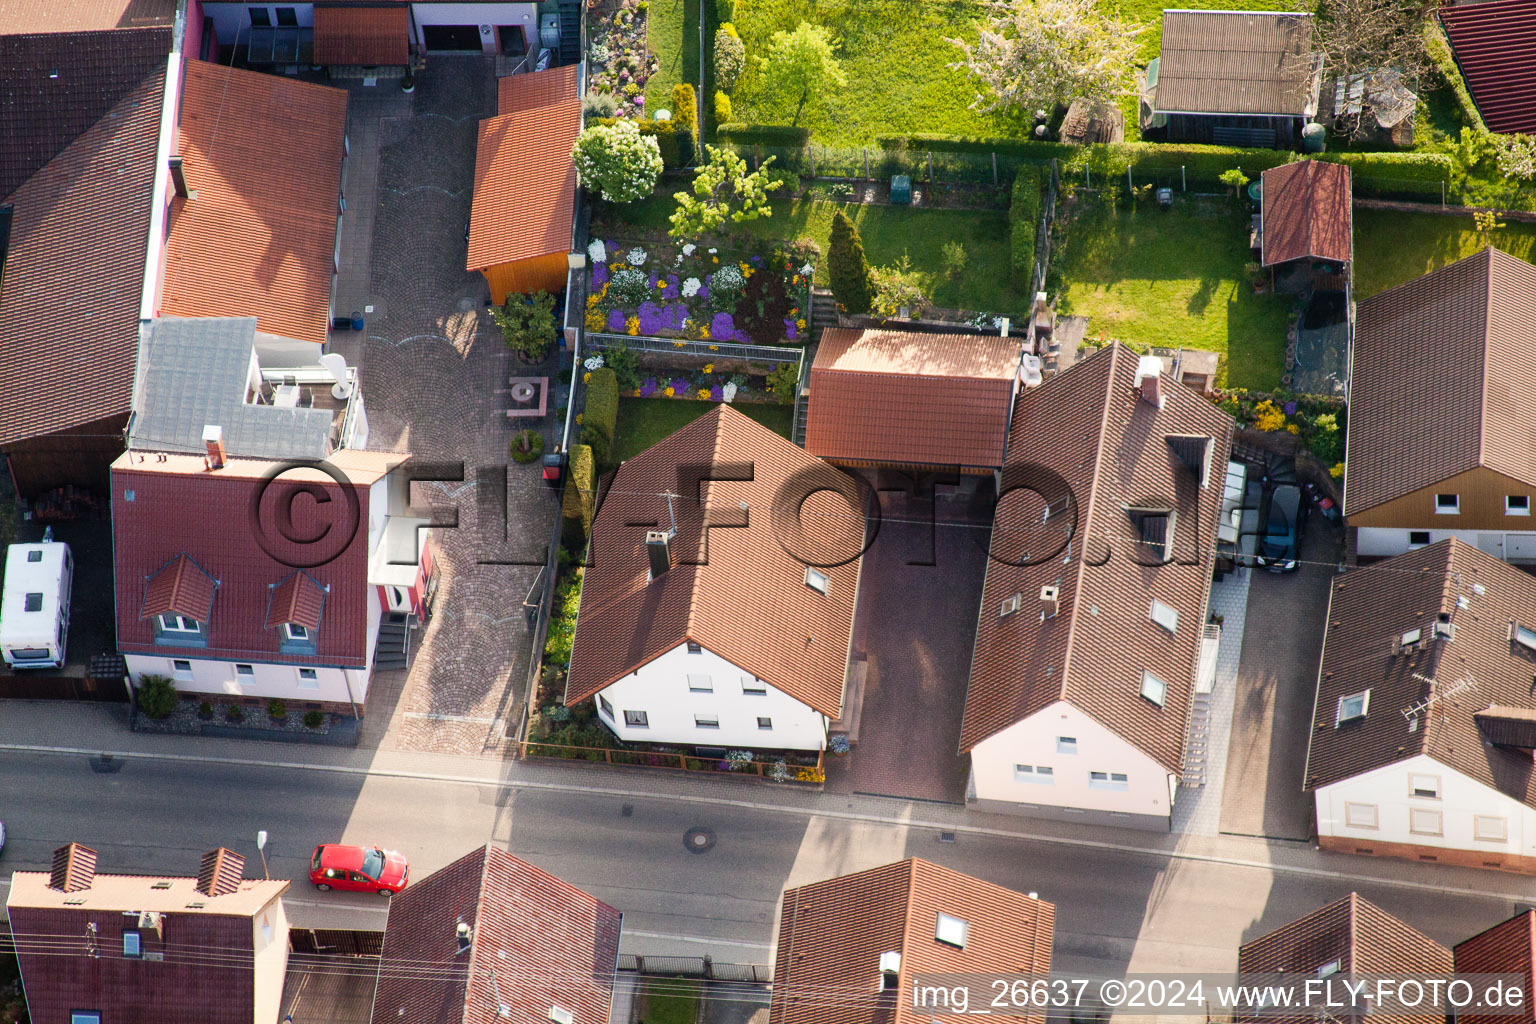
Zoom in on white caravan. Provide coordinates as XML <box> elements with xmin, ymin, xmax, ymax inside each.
<box><xmin>0</xmin><ymin>530</ymin><xmax>73</xmax><ymax>670</ymax></box>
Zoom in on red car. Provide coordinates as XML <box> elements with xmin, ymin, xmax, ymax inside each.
<box><xmin>309</xmin><ymin>844</ymin><xmax>409</xmax><ymax>896</ymax></box>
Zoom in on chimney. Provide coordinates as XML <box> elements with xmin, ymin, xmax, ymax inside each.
<box><xmin>456</xmin><ymin>921</ymin><xmax>474</xmax><ymax>954</ymax></box>
<box><xmin>646</xmin><ymin>530</ymin><xmax>672</xmax><ymax>579</ymax></box>
<box><xmin>49</xmin><ymin>843</ymin><xmax>98</xmax><ymax>893</ymax></box>
<box><xmin>879</xmin><ymin>950</ymin><xmax>901</xmax><ymax>990</ymax></box>
<box><xmin>202</xmin><ymin>424</ymin><xmax>226</xmax><ymax>470</ymax></box>
<box><xmin>1039</xmin><ymin>584</ymin><xmax>1060</xmax><ymax>620</ymax></box>
<box><xmin>1133</xmin><ymin>354</ymin><xmax>1164</xmax><ymax>409</ymax></box>
<box><xmin>195</xmin><ymin>848</ymin><xmax>245</xmax><ymax>897</ymax></box>
<box><xmin>168</xmin><ymin>155</ymin><xmax>193</xmax><ymax>199</ymax></box>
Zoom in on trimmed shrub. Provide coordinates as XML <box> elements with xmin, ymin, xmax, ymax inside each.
<box><xmin>1009</xmin><ymin>165</ymin><xmax>1044</xmax><ymax>291</ymax></box>
<box><xmin>267</xmin><ymin>699</ymin><xmax>287</xmax><ymax>720</ymax></box>
<box><xmin>561</xmin><ymin>444</ymin><xmax>596</xmax><ymax>551</ymax></box>
<box><xmin>714</xmin><ymin>24</ymin><xmax>745</xmax><ymax>90</ymax></box>
<box><xmin>671</xmin><ymin>83</ymin><xmax>698</xmax><ymax>145</ymax></box>
<box><xmin>828</xmin><ymin>208</ymin><xmax>875</xmax><ymax>315</ymax></box>
<box><xmin>715</xmin><ymin>0</ymin><xmax>734</xmax><ymax>23</ymax></box>
<box><xmin>761</xmin><ymin>166</ymin><xmax>800</xmax><ymax>194</ymax></box>
<box><xmin>136</xmin><ymin>674</ymin><xmax>178</xmax><ymax>720</ymax></box>
<box><xmin>510</xmin><ymin>429</ymin><xmax>545</xmax><ymax>463</ymax></box>
<box><xmin>715</xmin><ymin>123</ymin><xmax>812</xmax><ymax>148</ymax></box>
<box><xmin>639</xmin><ymin>119</ymin><xmax>684</xmax><ymax>171</ymax></box>
<box><xmin>581</xmin><ymin>423</ymin><xmax>612</xmax><ymax>467</ymax></box>
<box><xmin>714</xmin><ymin>89</ymin><xmax>732</xmax><ymax>124</ymax></box>
<box><xmin>303</xmin><ymin>709</ymin><xmax>325</xmax><ymax>729</ymax></box>
<box><xmin>197</xmin><ymin>700</ymin><xmax>213</xmax><ymax>719</ymax></box>
<box><xmin>585</xmin><ymin>367</ymin><xmax>619</xmax><ymax>446</ymax></box>
<box><xmin>225</xmin><ymin>704</ymin><xmax>244</xmax><ymax>723</ymax></box>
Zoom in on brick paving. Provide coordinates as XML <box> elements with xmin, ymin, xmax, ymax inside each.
<box><xmin>327</xmin><ymin>59</ymin><xmax>561</xmax><ymax>756</ymax></box>
<box><xmin>1218</xmin><ymin>512</ymin><xmax>1342</xmax><ymax>839</ymax></box>
<box><xmin>823</xmin><ymin>483</ymin><xmax>991</xmax><ymax>804</ymax></box>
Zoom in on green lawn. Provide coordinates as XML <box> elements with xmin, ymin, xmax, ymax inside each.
<box><xmin>1054</xmin><ymin>197</ymin><xmax>1290</xmax><ymax>389</ymax></box>
<box><xmin>602</xmin><ymin>194</ymin><xmax>1033</xmax><ymax>315</ymax></box>
<box><xmin>636</xmin><ymin>978</ymin><xmax>701</xmax><ymax>1024</ymax></box>
<box><xmin>613</xmin><ymin>397</ymin><xmax>793</xmax><ymax>463</ymax></box>
<box><xmin>1352</xmin><ymin>209</ymin><xmax>1536</xmax><ymax>299</ymax></box>
<box><xmin>644</xmin><ymin>0</ymin><xmax>701</xmax><ymax>113</ymax></box>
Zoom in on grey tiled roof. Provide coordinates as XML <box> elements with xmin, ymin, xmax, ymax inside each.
<box><xmin>128</xmin><ymin>317</ymin><xmax>334</xmax><ymax>460</ymax></box>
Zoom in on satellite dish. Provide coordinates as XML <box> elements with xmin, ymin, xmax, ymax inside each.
<box><xmin>318</xmin><ymin>352</ymin><xmax>351</xmax><ymax>399</ymax></box>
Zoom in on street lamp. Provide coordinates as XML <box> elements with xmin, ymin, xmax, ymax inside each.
<box><xmin>256</xmin><ymin>830</ymin><xmax>270</xmax><ymax>880</ymax></box>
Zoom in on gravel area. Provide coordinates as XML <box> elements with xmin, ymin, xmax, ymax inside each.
<box><xmin>135</xmin><ymin>697</ymin><xmax>334</xmax><ymax>737</ymax></box>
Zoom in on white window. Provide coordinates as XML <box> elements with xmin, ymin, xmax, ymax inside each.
<box><xmin>296</xmin><ymin>668</ymin><xmax>319</xmax><ymax>689</ymax></box>
<box><xmin>72</xmin><ymin>1014</ymin><xmax>101</xmax><ymax>1024</ymax></box>
<box><xmin>687</xmin><ymin>674</ymin><xmax>713</xmax><ymax>693</ymax></box>
<box><xmin>1014</xmin><ymin>764</ymin><xmax>1054</xmax><ymax>784</ymax></box>
<box><xmin>1089</xmin><ymin>771</ymin><xmax>1128</xmax><ymax>791</ymax></box>
<box><xmin>1516</xmin><ymin>624</ymin><xmax>1536</xmax><ymax>652</ymax></box>
<box><xmin>171</xmin><ymin>659</ymin><xmax>193</xmax><ymax>681</ymax></box>
<box><xmin>1508</xmin><ymin>495</ymin><xmax>1531</xmax><ymax>516</ymax></box>
<box><xmin>1057</xmin><ymin>736</ymin><xmax>1077</xmax><ymax>754</ymax></box>
<box><xmin>741</xmin><ymin>676</ymin><xmax>767</xmax><ymax>695</ymax></box>
<box><xmin>1435</xmin><ymin>493</ymin><xmax>1459</xmax><ymax>514</ymax></box>
<box><xmin>804</xmin><ymin>567</ymin><xmax>829</xmax><ymax>595</ymax></box>
<box><xmin>686</xmin><ymin>641</ymin><xmax>703</xmax><ymax>654</ymax></box>
<box><xmin>1475</xmin><ymin>815</ymin><xmax>1508</xmax><ymax>842</ymax></box>
<box><xmin>1336</xmin><ymin>690</ymin><xmax>1369</xmax><ymax>725</ymax></box>
<box><xmin>695</xmin><ymin>714</ymin><xmax>720</xmax><ymax>729</ymax></box>
<box><xmin>1000</xmin><ymin>594</ymin><xmax>1022</xmax><ymax>618</ymax></box>
<box><xmin>1318</xmin><ymin>959</ymin><xmax>1341</xmax><ymax>978</ymax></box>
<box><xmin>624</xmin><ymin>710</ymin><xmax>648</xmax><ymax>728</ymax></box>
<box><xmin>1344</xmin><ymin>802</ymin><xmax>1378</xmax><ymax>829</ymax></box>
<box><xmin>235</xmin><ymin>664</ymin><xmax>255</xmax><ymax>677</ymax></box>
<box><xmin>284</xmin><ymin>622</ymin><xmax>309</xmax><ymax>641</ymax></box>
<box><xmin>598</xmin><ymin>695</ymin><xmax>614</xmax><ymax>719</ymax></box>
<box><xmin>1408</xmin><ymin>773</ymin><xmax>1439</xmax><ymax>799</ymax></box>
<box><xmin>1140</xmin><ymin>670</ymin><xmax>1168</xmax><ymax>707</ymax></box>
<box><xmin>158</xmin><ymin>613</ymin><xmax>200</xmax><ymax>633</ymax></box>
<box><xmin>1409</xmin><ymin>807</ymin><xmax>1442</xmax><ymax>836</ymax></box>
<box><xmin>1149</xmin><ymin>599</ymin><xmax>1179</xmax><ymax>633</ymax></box>
<box><xmin>935</xmin><ymin>913</ymin><xmax>969</xmax><ymax>948</ymax></box>
<box><xmin>757</xmin><ymin>717</ymin><xmax>772</xmax><ymax>730</ymax></box>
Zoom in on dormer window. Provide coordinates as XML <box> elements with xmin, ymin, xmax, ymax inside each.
<box><xmin>284</xmin><ymin>623</ymin><xmax>308</xmax><ymax>641</ymax></box>
<box><xmin>935</xmin><ymin>913</ymin><xmax>969</xmax><ymax>948</ymax></box>
<box><xmin>142</xmin><ymin>554</ymin><xmax>218</xmax><ymax>648</ymax></box>
<box><xmin>159</xmin><ymin>614</ymin><xmax>200</xmax><ymax>634</ymax></box>
<box><xmin>268</xmin><ymin>572</ymin><xmax>325</xmax><ymax>653</ymax></box>
<box><xmin>1124</xmin><ymin>505</ymin><xmax>1175</xmax><ymax>561</ymax></box>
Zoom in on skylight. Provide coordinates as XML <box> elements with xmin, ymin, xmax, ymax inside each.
<box><xmin>1336</xmin><ymin>690</ymin><xmax>1369</xmax><ymax>725</ymax></box>
<box><xmin>1140</xmin><ymin>670</ymin><xmax>1168</xmax><ymax>707</ymax></box>
<box><xmin>1149</xmin><ymin>599</ymin><xmax>1179</xmax><ymax>633</ymax></box>
<box><xmin>935</xmin><ymin>913</ymin><xmax>969</xmax><ymax>948</ymax></box>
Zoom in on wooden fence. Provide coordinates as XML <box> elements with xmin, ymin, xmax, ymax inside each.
<box><xmin>518</xmin><ymin>741</ymin><xmax>825</xmax><ymax>783</ymax></box>
<box><xmin>0</xmin><ymin>674</ymin><xmax>128</xmax><ymax>702</ymax></box>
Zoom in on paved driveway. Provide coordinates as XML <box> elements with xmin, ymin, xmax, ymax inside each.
<box><xmin>1219</xmin><ymin>508</ymin><xmax>1341</xmax><ymax>839</ymax></box>
<box><xmin>327</xmin><ymin>60</ymin><xmax>560</xmax><ymax>755</ymax></box>
<box><xmin>825</xmin><ymin>482</ymin><xmax>990</xmax><ymax>804</ymax></box>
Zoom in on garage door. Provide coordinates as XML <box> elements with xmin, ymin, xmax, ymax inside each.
<box><xmin>423</xmin><ymin>24</ymin><xmax>482</xmax><ymax>50</ymax></box>
<box><xmin>1508</xmin><ymin>533</ymin><xmax>1536</xmax><ymax>561</ymax></box>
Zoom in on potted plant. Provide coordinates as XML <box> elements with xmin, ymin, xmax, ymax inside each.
<box><xmin>492</xmin><ymin>290</ymin><xmax>558</xmax><ymax>363</ymax></box>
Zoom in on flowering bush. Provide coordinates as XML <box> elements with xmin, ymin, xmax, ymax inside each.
<box><xmin>572</xmin><ymin>120</ymin><xmax>662</xmax><ymax>202</ymax></box>
<box><xmin>682</xmin><ymin>277</ymin><xmax>702</xmax><ymax>298</ymax></box>
<box><xmin>626</xmin><ymin>247</ymin><xmax>648</xmax><ymax>266</ymax></box>
<box><xmin>587</xmin><ymin>239</ymin><xmax>608</xmax><ymax>264</ymax></box>
<box><xmin>583</xmin><ymin>353</ymin><xmax>605</xmax><ymax>371</ymax></box>
<box><xmin>608</xmin><ymin>267</ymin><xmax>651</xmax><ymax>305</ymax></box>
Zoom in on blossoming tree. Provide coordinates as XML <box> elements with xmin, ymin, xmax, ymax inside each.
<box><xmin>667</xmin><ymin>146</ymin><xmax>775</xmax><ymax>240</ymax></box>
<box><xmin>572</xmin><ymin>119</ymin><xmax>664</xmax><ymax>203</ymax></box>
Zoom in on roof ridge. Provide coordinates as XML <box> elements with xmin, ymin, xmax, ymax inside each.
<box><xmin>1479</xmin><ymin>246</ymin><xmax>1501</xmax><ymax>468</ymax></box>
<box><xmin>684</xmin><ymin>406</ymin><xmax>732</xmax><ymax>642</ymax></box>
<box><xmin>898</xmin><ymin>857</ymin><xmax>920</xmax><ymax>960</ymax></box>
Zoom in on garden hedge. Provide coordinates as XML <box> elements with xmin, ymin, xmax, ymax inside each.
<box><xmin>671</xmin><ymin>83</ymin><xmax>698</xmax><ymax>145</ymax></box>
<box><xmin>586</xmin><ymin>368</ymin><xmax>619</xmax><ymax>447</ymax></box>
<box><xmin>1009</xmin><ymin>165</ymin><xmax>1045</xmax><ymax>290</ymax></box>
<box><xmin>561</xmin><ymin>443</ymin><xmax>595</xmax><ymax>552</ymax></box>
<box><xmin>1424</xmin><ymin>22</ymin><xmax>1485</xmax><ymax>133</ymax></box>
<box><xmin>715</xmin><ymin>123</ymin><xmax>813</xmax><ymax>148</ymax></box>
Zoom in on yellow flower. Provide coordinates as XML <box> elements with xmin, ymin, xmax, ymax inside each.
<box><xmin>575</xmin><ymin>412</ymin><xmax>584</xmax><ymax>425</ymax></box>
<box><xmin>739</xmin><ymin>262</ymin><xmax>749</xmax><ymax>272</ymax></box>
<box><xmin>698</xmin><ymin>388</ymin><xmax>710</xmax><ymax>399</ymax></box>
<box><xmin>625</xmin><ymin>315</ymin><xmax>640</xmax><ymax>336</ymax></box>
<box><xmin>712</xmin><ymin>256</ymin><xmax>719</xmax><ymax>263</ymax></box>
<box><xmin>796</xmin><ymin>319</ymin><xmax>806</xmax><ymax>329</ymax></box>
<box><xmin>632</xmin><ymin>389</ymin><xmax>641</xmax><ymax>397</ymax></box>
<box><xmin>703</xmin><ymin>363</ymin><xmax>714</xmax><ymax>373</ymax></box>
<box><xmin>586</xmin><ymin>293</ymin><xmax>600</xmax><ymax>308</ymax></box>
<box><xmin>585</xmin><ymin>310</ymin><xmax>605</xmax><ymax>331</ymax></box>
<box><xmin>700</xmin><ymin>327</ymin><xmax>710</xmax><ymax>340</ymax></box>
<box><xmin>664</xmin><ymin>386</ymin><xmax>675</xmax><ymax>397</ymax></box>
<box><xmin>744</xmin><ymin>268</ymin><xmax>753</xmax><ymax>277</ymax></box>
<box><xmin>709</xmin><ymin>345</ymin><xmax>718</xmax><ymax>351</ymax></box>
<box><xmin>583</xmin><ymin>372</ymin><xmax>591</xmax><ymax>383</ymax></box>
<box><xmin>1330</xmin><ymin>461</ymin><xmax>1345</xmax><ymax>479</ymax></box>
<box><xmin>656</xmin><ymin>281</ymin><xmax>666</xmax><ymax>290</ymax></box>
<box><xmin>673</xmin><ymin>341</ymin><xmax>684</xmax><ymax>348</ymax></box>
<box><xmin>1286</xmin><ymin>423</ymin><xmax>1300</xmax><ymax>434</ymax></box>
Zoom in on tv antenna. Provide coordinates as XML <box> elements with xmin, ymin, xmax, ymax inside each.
<box><xmin>1402</xmin><ymin>674</ymin><xmax>1478</xmax><ymax>727</ymax></box>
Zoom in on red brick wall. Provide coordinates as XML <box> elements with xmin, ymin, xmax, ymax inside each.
<box><xmin>1319</xmin><ymin>834</ymin><xmax>1536</xmax><ymax>875</ymax></box>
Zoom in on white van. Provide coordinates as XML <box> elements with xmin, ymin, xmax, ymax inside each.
<box><xmin>0</xmin><ymin>530</ymin><xmax>73</xmax><ymax>670</ymax></box>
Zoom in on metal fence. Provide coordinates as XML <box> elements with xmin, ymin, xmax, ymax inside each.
<box><xmin>1031</xmin><ymin>158</ymin><xmax>1061</xmax><ymax>299</ymax></box>
<box><xmin>518</xmin><ymin>740</ymin><xmax>826</xmax><ymax>783</ymax></box>
<box><xmin>618</xmin><ymin>954</ymin><xmax>773</xmax><ymax>983</ymax></box>
<box><xmin>586</xmin><ymin>332</ymin><xmax>802</xmax><ymax>363</ymax></box>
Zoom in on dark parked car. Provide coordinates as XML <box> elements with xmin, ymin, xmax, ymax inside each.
<box><xmin>1258</xmin><ymin>484</ymin><xmax>1303</xmax><ymax>572</ymax></box>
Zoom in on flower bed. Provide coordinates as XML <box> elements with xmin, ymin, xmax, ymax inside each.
<box><xmin>1213</xmin><ymin>389</ymin><xmax>1347</xmax><ymax>479</ymax></box>
<box><xmin>584</xmin><ymin>238</ymin><xmax>814</xmax><ymax>345</ymax></box>
<box><xmin>586</xmin><ymin>0</ymin><xmax>657</xmax><ymax>118</ymax></box>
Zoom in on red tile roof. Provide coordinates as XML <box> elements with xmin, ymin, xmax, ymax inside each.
<box><xmin>159</xmin><ymin>60</ymin><xmax>347</xmax><ymax>345</ymax></box>
<box><xmin>0</xmin><ymin>66</ymin><xmax>164</xmax><ymax>448</ymax></box>
<box><xmin>313</xmin><ymin>4</ymin><xmax>411</xmax><ymax>66</ymax></box>
<box><xmin>467</xmin><ymin>65</ymin><xmax>580</xmax><ymax>272</ymax></box>
<box><xmin>1455</xmin><ymin>911</ymin><xmax>1536</xmax><ymax>1024</ymax></box>
<box><xmin>805</xmin><ymin>328</ymin><xmax>1020</xmax><ymax>469</ymax></box>
<box><xmin>140</xmin><ymin>553</ymin><xmax>220</xmax><ymax>622</ymax></box>
<box><xmin>1260</xmin><ymin>160</ymin><xmax>1352</xmax><ymax>267</ymax></box>
<box><xmin>1439</xmin><ymin>0</ymin><xmax>1536</xmax><ymax>135</ymax></box>
<box><xmin>112</xmin><ymin>451</ymin><xmax>402</xmax><ymax>668</ymax></box>
<box><xmin>962</xmin><ymin>343</ymin><xmax>1234</xmax><ymax>768</ymax></box>
<box><xmin>266</xmin><ymin>571</ymin><xmax>327</xmax><ymax>630</ymax></box>
<box><xmin>770</xmin><ymin>859</ymin><xmax>1054</xmax><ymax>1024</ymax></box>
<box><xmin>564</xmin><ymin>405</ymin><xmax>864</xmax><ymax>718</ymax></box>
<box><xmin>0</xmin><ymin>27</ymin><xmax>171</xmax><ymax>199</ymax></box>
<box><xmin>1344</xmin><ymin>247</ymin><xmax>1536</xmax><ymax>516</ymax></box>
<box><xmin>1303</xmin><ymin>539</ymin><xmax>1536</xmax><ymax>808</ymax></box>
<box><xmin>0</xmin><ymin>0</ymin><xmax>177</xmax><ymax>33</ymax></box>
<box><xmin>370</xmin><ymin>844</ymin><xmax>621</xmax><ymax>1024</ymax></box>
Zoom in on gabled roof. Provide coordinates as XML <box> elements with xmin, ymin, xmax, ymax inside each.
<box><xmin>805</xmin><ymin>328</ymin><xmax>1021</xmax><ymax>469</ymax></box>
<box><xmin>0</xmin><ymin>0</ymin><xmax>177</xmax><ymax>34</ymax></box>
<box><xmin>961</xmin><ymin>343</ymin><xmax>1234</xmax><ymax>768</ymax></box>
<box><xmin>140</xmin><ymin>553</ymin><xmax>220</xmax><ymax>622</ymax></box>
<box><xmin>112</xmin><ymin>450</ymin><xmax>402</xmax><ymax>668</ymax></box>
<box><xmin>1439</xmin><ymin>0</ymin><xmax>1536</xmax><ymax>135</ymax></box>
<box><xmin>313</xmin><ymin>4</ymin><xmax>410</xmax><ymax>66</ymax></box>
<box><xmin>770</xmin><ymin>858</ymin><xmax>1054</xmax><ymax>1024</ymax></box>
<box><xmin>467</xmin><ymin>65</ymin><xmax>580</xmax><ymax>272</ymax></box>
<box><xmin>128</xmin><ymin>317</ymin><xmax>339</xmax><ymax>459</ymax></box>
<box><xmin>1238</xmin><ymin>893</ymin><xmax>1451</xmax><ymax>981</ymax></box>
<box><xmin>1344</xmin><ymin>248</ymin><xmax>1536</xmax><ymax>516</ymax></box>
<box><xmin>564</xmin><ymin>405</ymin><xmax>864</xmax><ymax>717</ymax></box>
<box><xmin>266</xmin><ymin>571</ymin><xmax>326</xmax><ymax>631</ymax></box>
<box><xmin>1456</xmin><ymin>910</ymin><xmax>1536</xmax><ymax>1024</ymax></box>
<box><xmin>1304</xmin><ymin>539</ymin><xmax>1536</xmax><ymax>809</ymax></box>
<box><xmin>159</xmin><ymin>61</ymin><xmax>347</xmax><ymax>345</ymax></box>
<box><xmin>1154</xmin><ymin>10</ymin><xmax>1316</xmax><ymax>116</ymax></box>
<box><xmin>1260</xmin><ymin>160</ymin><xmax>1352</xmax><ymax>267</ymax></box>
<box><xmin>0</xmin><ymin>27</ymin><xmax>171</xmax><ymax>199</ymax></box>
<box><xmin>0</xmin><ymin>64</ymin><xmax>164</xmax><ymax>447</ymax></box>
<box><xmin>370</xmin><ymin>844</ymin><xmax>621</xmax><ymax>1024</ymax></box>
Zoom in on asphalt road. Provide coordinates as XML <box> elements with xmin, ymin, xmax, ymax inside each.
<box><xmin>1</xmin><ymin>750</ymin><xmax>1530</xmax><ymax>970</ymax></box>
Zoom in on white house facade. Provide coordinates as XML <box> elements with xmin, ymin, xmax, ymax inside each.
<box><xmin>593</xmin><ymin>641</ymin><xmax>828</xmax><ymax>751</ymax></box>
<box><xmin>1314</xmin><ymin>753</ymin><xmax>1536</xmax><ymax>871</ymax></box>
<box><xmin>969</xmin><ymin>699</ymin><xmax>1175</xmax><ymax>830</ymax></box>
<box><xmin>1356</xmin><ymin>526</ymin><xmax>1536</xmax><ymax>562</ymax></box>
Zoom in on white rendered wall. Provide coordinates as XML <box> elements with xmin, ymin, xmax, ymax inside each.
<box><xmin>126</xmin><ymin>652</ymin><xmax>367</xmax><ymax>706</ymax></box>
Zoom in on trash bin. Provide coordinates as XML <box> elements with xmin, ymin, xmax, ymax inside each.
<box><xmin>350</xmin><ymin>311</ymin><xmax>364</xmax><ymax>331</ymax></box>
<box><xmin>890</xmin><ymin>174</ymin><xmax>911</xmax><ymax>205</ymax></box>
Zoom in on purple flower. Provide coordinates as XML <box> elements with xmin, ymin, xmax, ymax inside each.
<box><xmin>710</xmin><ymin>384</ymin><xmax>724</xmax><ymax>401</ymax></box>
<box><xmin>606</xmin><ymin>308</ymin><xmax>627</xmax><ymax>331</ymax></box>
<box><xmin>639</xmin><ymin>376</ymin><xmax>658</xmax><ymax>398</ymax></box>
<box><xmin>1283</xmin><ymin>401</ymin><xmax>1298</xmax><ymax>415</ymax></box>
<box><xmin>637</xmin><ymin>300</ymin><xmax>666</xmax><ymax>335</ymax></box>
<box><xmin>634</xmin><ymin>95</ymin><xmax>644</xmax><ymax>105</ymax></box>
<box><xmin>751</xmin><ymin>255</ymin><xmax>764</xmax><ymax>267</ymax></box>
<box><xmin>670</xmin><ymin>377</ymin><xmax>690</xmax><ymax>394</ymax></box>
<box><xmin>783</xmin><ymin>317</ymin><xmax>798</xmax><ymax>340</ymax></box>
<box><xmin>696</xmin><ymin>284</ymin><xmax>709</xmax><ymax>301</ymax></box>
<box><xmin>767</xmin><ymin>363</ymin><xmax>777</xmax><ymax>372</ymax></box>
<box><xmin>664</xmin><ymin>304</ymin><xmax>689</xmax><ymax>330</ymax></box>
<box><xmin>710</xmin><ymin>312</ymin><xmax>737</xmax><ymax>341</ymax></box>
